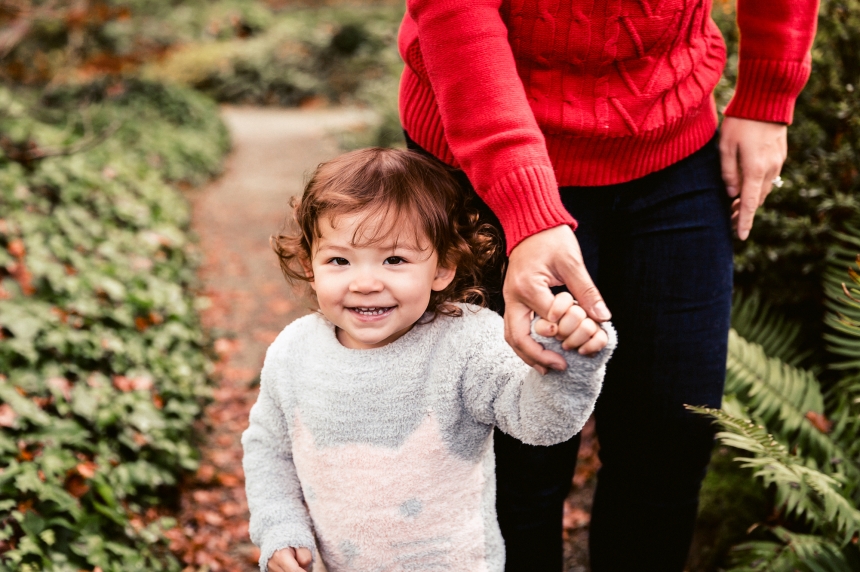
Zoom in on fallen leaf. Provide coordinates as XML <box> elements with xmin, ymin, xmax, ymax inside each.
<box><xmin>805</xmin><ymin>411</ymin><xmax>833</xmax><ymax>433</ymax></box>
<box><xmin>217</xmin><ymin>473</ymin><xmax>240</xmax><ymax>487</ymax></box>
<box><xmin>76</xmin><ymin>461</ymin><xmax>97</xmax><ymax>479</ymax></box>
<box><xmin>196</xmin><ymin>463</ymin><xmax>216</xmax><ymax>483</ymax></box>
<box><xmin>65</xmin><ymin>474</ymin><xmax>89</xmax><ymax>498</ymax></box>
<box><xmin>562</xmin><ymin>503</ymin><xmax>591</xmax><ymax>530</ymax></box>
<box><xmin>0</xmin><ymin>404</ymin><xmax>17</xmax><ymax>427</ymax></box>
<box><xmin>47</xmin><ymin>376</ymin><xmax>72</xmax><ymax>400</ymax></box>
<box><xmin>7</xmin><ymin>239</ymin><xmax>25</xmax><ymax>258</ymax></box>
<box><xmin>113</xmin><ymin>375</ymin><xmax>133</xmax><ymax>392</ymax></box>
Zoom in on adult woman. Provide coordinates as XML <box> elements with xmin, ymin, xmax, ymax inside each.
<box><xmin>398</xmin><ymin>1</ymin><xmax>818</xmax><ymax>570</ymax></box>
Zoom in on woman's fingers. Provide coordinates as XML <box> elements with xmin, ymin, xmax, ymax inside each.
<box><xmin>506</xmin><ymin>300</ymin><xmax>555</xmax><ymax>374</ymax></box>
<box><xmin>720</xmin><ymin>117</ymin><xmax>787</xmax><ymax>240</ymax></box>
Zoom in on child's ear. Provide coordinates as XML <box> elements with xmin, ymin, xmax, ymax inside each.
<box><xmin>301</xmin><ymin>258</ymin><xmax>315</xmax><ymax>289</ymax></box>
<box><xmin>431</xmin><ymin>264</ymin><xmax>456</xmax><ymax>292</ymax></box>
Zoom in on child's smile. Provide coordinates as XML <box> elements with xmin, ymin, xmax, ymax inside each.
<box><xmin>349</xmin><ymin>306</ymin><xmax>395</xmax><ymax>320</ymax></box>
<box><xmin>310</xmin><ymin>213</ymin><xmax>455</xmax><ymax>350</ymax></box>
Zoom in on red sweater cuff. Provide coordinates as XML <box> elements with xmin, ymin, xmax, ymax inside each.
<box><xmin>481</xmin><ymin>165</ymin><xmax>577</xmax><ymax>255</ymax></box>
<box><xmin>724</xmin><ymin>58</ymin><xmax>811</xmax><ymax>124</ymax></box>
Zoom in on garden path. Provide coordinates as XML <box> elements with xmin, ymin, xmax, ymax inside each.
<box><xmin>175</xmin><ymin>105</ymin><xmax>597</xmax><ymax>572</ymax></box>
<box><xmin>174</xmin><ymin>105</ymin><xmax>371</xmax><ymax>571</ymax></box>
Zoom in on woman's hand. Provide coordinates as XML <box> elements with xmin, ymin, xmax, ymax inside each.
<box><xmin>504</xmin><ymin>225</ymin><xmax>610</xmax><ymax>374</ymax></box>
<box><xmin>719</xmin><ymin>117</ymin><xmax>788</xmax><ymax>240</ymax></box>
<box><xmin>534</xmin><ymin>292</ymin><xmax>608</xmax><ymax>358</ymax></box>
<box><xmin>268</xmin><ymin>547</ymin><xmax>313</xmax><ymax>572</ymax></box>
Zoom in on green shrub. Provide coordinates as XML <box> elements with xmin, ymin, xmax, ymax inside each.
<box><xmin>0</xmin><ymin>81</ymin><xmax>227</xmax><ymax>571</ymax></box>
<box><xmin>691</xmin><ymin>230</ymin><xmax>860</xmax><ymax>570</ymax></box>
<box><xmin>147</xmin><ymin>5</ymin><xmax>406</xmax><ymax>147</ymax></box>
<box><xmin>0</xmin><ymin>0</ymin><xmax>277</xmax><ymax>86</ymax></box>
<box><xmin>713</xmin><ymin>0</ymin><xmax>860</xmax><ymax>330</ymax></box>
<box><xmin>691</xmin><ymin>4</ymin><xmax>860</xmax><ymax>568</ymax></box>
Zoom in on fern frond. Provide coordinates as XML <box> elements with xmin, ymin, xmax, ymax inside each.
<box><xmin>731</xmin><ymin>293</ymin><xmax>808</xmax><ymax>367</ymax></box>
<box><xmin>824</xmin><ymin>228</ymin><xmax>860</xmax><ymax>370</ymax></box>
<box><xmin>728</xmin><ymin>527</ymin><xmax>856</xmax><ymax>572</ymax></box>
<box><xmin>725</xmin><ymin>330</ymin><xmax>858</xmax><ymax>483</ymax></box>
<box><xmin>690</xmin><ymin>407</ymin><xmax>860</xmax><ymax>545</ymax></box>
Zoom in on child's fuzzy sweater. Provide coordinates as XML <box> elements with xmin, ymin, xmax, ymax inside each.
<box><xmin>242</xmin><ymin>305</ymin><xmax>616</xmax><ymax>572</ymax></box>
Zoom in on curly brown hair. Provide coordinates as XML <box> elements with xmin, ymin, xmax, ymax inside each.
<box><xmin>271</xmin><ymin>147</ymin><xmax>497</xmax><ymax>319</ymax></box>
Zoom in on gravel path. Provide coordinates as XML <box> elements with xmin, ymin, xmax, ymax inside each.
<box><xmin>176</xmin><ymin>105</ymin><xmax>595</xmax><ymax>572</ymax></box>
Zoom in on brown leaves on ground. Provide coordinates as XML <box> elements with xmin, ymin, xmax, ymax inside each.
<box><xmin>166</xmin><ymin>329</ymin><xmax>260</xmax><ymax>571</ymax></box>
<box><xmin>563</xmin><ymin>416</ymin><xmax>600</xmax><ymax>570</ymax></box>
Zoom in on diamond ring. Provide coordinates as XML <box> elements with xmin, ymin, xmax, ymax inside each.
<box><xmin>771</xmin><ymin>175</ymin><xmax>784</xmax><ymax>188</ymax></box>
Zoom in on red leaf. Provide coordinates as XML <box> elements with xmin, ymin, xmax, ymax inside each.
<box><xmin>7</xmin><ymin>239</ymin><xmax>25</xmax><ymax>258</ymax></box>
<box><xmin>112</xmin><ymin>375</ymin><xmax>133</xmax><ymax>392</ymax></box>
<box><xmin>76</xmin><ymin>461</ymin><xmax>97</xmax><ymax>479</ymax></box>
<box><xmin>65</xmin><ymin>474</ymin><xmax>89</xmax><ymax>498</ymax></box>
<box><xmin>562</xmin><ymin>503</ymin><xmax>591</xmax><ymax>530</ymax></box>
<box><xmin>805</xmin><ymin>411</ymin><xmax>833</xmax><ymax>433</ymax></box>
<box><xmin>47</xmin><ymin>376</ymin><xmax>72</xmax><ymax>400</ymax></box>
<box><xmin>0</xmin><ymin>404</ymin><xmax>17</xmax><ymax>427</ymax></box>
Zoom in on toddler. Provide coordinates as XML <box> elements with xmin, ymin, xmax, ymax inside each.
<box><xmin>241</xmin><ymin>148</ymin><xmax>616</xmax><ymax>572</ymax></box>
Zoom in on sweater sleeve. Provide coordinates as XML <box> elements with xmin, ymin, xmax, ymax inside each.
<box><xmin>724</xmin><ymin>0</ymin><xmax>819</xmax><ymax>124</ymax></box>
<box><xmin>241</xmin><ymin>347</ymin><xmax>315</xmax><ymax>572</ymax></box>
<box><xmin>461</xmin><ymin>312</ymin><xmax>617</xmax><ymax>446</ymax></box>
<box><xmin>405</xmin><ymin>0</ymin><xmax>575</xmax><ymax>253</ymax></box>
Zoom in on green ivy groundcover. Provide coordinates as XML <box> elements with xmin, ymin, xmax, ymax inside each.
<box><xmin>0</xmin><ymin>80</ymin><xmax>229</xmax><ymax>572</ymax></box>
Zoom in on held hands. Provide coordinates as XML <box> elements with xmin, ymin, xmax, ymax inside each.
<box><xmin>268</xmin><ymin>547</ymin><xmax>312</xmax><ymax>572</ymax></box>
<box><xmin>719</xmin><ymin>117</ymin><xmax>788</xmax><ymax>240</ymax></box>
<box><xmin>533</xmin><ymin>292</ymin><xmax>608</xmax><ymax>361</ymax></box>
<box><xmin>504</xmin><ymin>225</ymin><xmax>610</xmax><ymax>375</ymax></box>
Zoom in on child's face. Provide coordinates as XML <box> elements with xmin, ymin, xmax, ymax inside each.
<box><xmin>310</xmin><ymin>212</ymin><xmax>455</xmax><ymax>349</ymax></box>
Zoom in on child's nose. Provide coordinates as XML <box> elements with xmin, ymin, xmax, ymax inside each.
<box><xmin>349</xmin><ymin>268</ymin><xmax>383</xmax><ymax>293</ymax></box>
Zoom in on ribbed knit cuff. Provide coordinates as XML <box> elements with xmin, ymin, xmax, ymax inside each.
<box><xmin>481</xmin><ymin>165</ymin><xmax>576</xmax><ymax>255</ymax></box>
<box><xmin>724</xmin><ymin>58</ymin><xmax>812</xmax><ymax>125</ymax></box>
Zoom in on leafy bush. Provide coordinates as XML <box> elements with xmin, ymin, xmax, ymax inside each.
<box><xmin>691</xmin><ymin>5</ymin><xmax>860</xmax><ymax>563</ymax></box>
<box><xmin>0</xmin><ymin>0</ymin><xmax>277</xmax><ymax>86</ymax></box>
<box><xmin>690</xmin><ymin>230</ymin><xmax>860</xmax><ymax>570</ymax></box>
<box><xmin>147</xmin><ymin>4</ymin><xmax>406</xmax><ymax>147</ymax></box>
<box><xmin>0</xmin><ymin>80</ymin><xmax>228</xmax><ymax>571</ymax></box>
<box><xmin>713</xmin><ymin>0</ymin><xmax>860</xmax><ymax>330</ymax></box>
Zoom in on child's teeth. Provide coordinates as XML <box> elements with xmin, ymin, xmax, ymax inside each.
<box><xmin>357</xmin><ymin>307</ymin><xmax>387</xmax><ymax>315</ymax></box>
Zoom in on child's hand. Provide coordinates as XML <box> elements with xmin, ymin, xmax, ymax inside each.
<box><xmin>268</xmin><ymin>547</ymin><xmax>312</xmax><ymax>572</ymax></box>
<box><xmin>534</xmin><ymin>292</ymin><xmax>608</xmax><ymax>356</ymax></box>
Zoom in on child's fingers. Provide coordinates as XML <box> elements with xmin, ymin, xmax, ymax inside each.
<box><xmin>546</xmin><ymin>291</ymin><xmax>575</xmax><ymax>323</ymax></box>
<box><xmin>295</xmin><ymin>548</ymin><xmax>313</xmax><ymax>570</ymax></box>
<box><xmin>578</xmin><ymin>327</ymin><xmax>609</xmax><ymax>355</ymax></box>
<box><xmin>533</xmin><ymin>318</ymin><xmax>558</xmax><ymax>338</ymax></box>
<box><xmin>269</xmin><ymin>548</ymin><xmax>305</xmax><ymax>572</ymax></box>
<box><xmin>561</xmin><ymin>318</ymin><xmax>599</xmax><ymax>350</ymax></box>
<box><xmin>556</xmin><ymin>304</ymin><xmax>587</xmax><ymax>340</ymax></box>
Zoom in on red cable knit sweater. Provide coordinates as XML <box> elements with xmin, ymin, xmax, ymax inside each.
<box><xmin>398</xmin><ymin>0</ymin><xmax>819</xmax><ymax>252</ymax></box>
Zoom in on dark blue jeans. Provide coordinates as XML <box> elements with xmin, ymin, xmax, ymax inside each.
<box><xmin>405</xmin><ymin>133</ymin><xmax>733</xmax><ymax>571</ymax></box>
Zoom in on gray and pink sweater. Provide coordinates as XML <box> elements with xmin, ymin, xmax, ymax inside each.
<box><xmin>242</xmin><ymin>305</ymin><xmax>616</xmax><ymax>572</ymax></box>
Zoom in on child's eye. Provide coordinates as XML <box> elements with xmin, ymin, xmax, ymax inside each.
<box><xmin>384</xmin><ymin>256</ymin><xmax>406</xmax><ymax>265</ymax></box>
<box><xmin>328</xmin><ymin>257</ymin><xmax>349</xmax><ymax>266</ymax></box>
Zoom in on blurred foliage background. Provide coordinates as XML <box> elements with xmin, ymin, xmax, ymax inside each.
<box><xmin>1</xmin><ymin>0</ymin><xmax>859</xmax><ymax>570</ymax></box>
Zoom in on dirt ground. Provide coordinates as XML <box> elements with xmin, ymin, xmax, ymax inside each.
<box><xmin>174</xmin><ymin>105</ymin><xmax>598</xmax><ymax>571</ymax></box>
